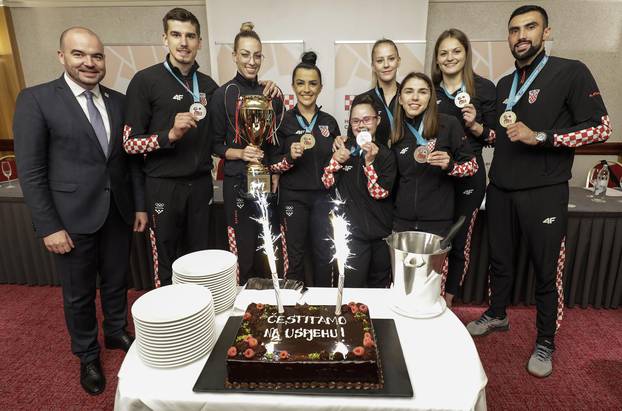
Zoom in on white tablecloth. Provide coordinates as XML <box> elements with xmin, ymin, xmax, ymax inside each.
<box><xmin>115</xmin><ymin>288</ymin><xmax>487</xmax><ymax>411</ymax></box>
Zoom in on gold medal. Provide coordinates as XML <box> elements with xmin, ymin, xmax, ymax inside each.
<box><xmin>300</xmin><ymin>133</ymin><xmax>316</xmax><ymax>150</ymax></box>
<box><xmin>414</xmin><ymin>145</ymin><xmax>429</xmax><ymax>163</ymax></box>
<box><xmin>454</xmin><ymin>91</ymin><xmax>471</xmax><ymax>108</ymax></box>
<box><xmin>499</xmin><ymin>111</ymin><xmax>517</xmax><ymax>128</ymax></box>
<box><xmin>190</xmin><ymin>102</ymin><xmax>206</xmax><ymax>121</ymax></box>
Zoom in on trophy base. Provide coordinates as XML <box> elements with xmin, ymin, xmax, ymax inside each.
<box><xmin>246</xmin><ymin>164</ymin><xmax>271</xmax><ymax>195</ymax></box>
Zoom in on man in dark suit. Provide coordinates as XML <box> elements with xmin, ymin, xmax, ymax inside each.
<box><xmin>13</xmin><ymin>27</ymin><xmax>147</xmax><ymax>395</ymax></box>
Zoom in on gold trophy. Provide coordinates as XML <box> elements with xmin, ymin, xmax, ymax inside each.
<box><xmin>238</xmin><ymin>95</ymin><xmax>274</xmax><ymax>194</ymax></box>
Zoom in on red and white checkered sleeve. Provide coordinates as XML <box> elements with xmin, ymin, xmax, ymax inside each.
<box><xmin>321</xmin><ymin>158</ymin><xmax>343</xmax><ymax>188</ymax></box>
<box><xmin>363</xmin><ymin>164</ymin><xmax>390</xmax><ymax>199</ymax></box>
<box><xmin>268</xmin><ymin>157</ymin><xmax>294</xmax><ymax>174</ymax></box>
<box><xmin>552</xmin><ymin>115</ymin><xmax>612</xmax><ymax>148</ymax></box>
<box><xmin>448</xmin><ymin>157</ymin><xmax>479</xmax><ymax>177</ymax></box>
<box><xmin>122</xmin><ymin>125</ymin><xmax>161</xmax><ymax>154</ymax></box>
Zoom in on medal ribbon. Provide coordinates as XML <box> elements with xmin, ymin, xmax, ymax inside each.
<box><xmin>404</xmin><ymin>117</ymin><xmax>427</xmax><ymax>146</ymax></box>
<box><xmin>163</xmin><ymin>61</ymin><xmax>200</xmax><ymax>103</ymax></box>
<box><xmin>295</xmin><ymin>111</ymin><xmax>319</xmax><ymax>133</ymax></box>
<box><xmin>439</xmin><ymin>82</ymin><xmax>465</xmax><ymax>101</ymax></box>
<box><xmin>505</xmin><ymin>54</ymin><xmax>549</xmax><ymax>112</ymax></box>
<box><xmin>374</xmin><ymin>87</ymin><xmax>395</xmax><ymax>130</ymax></box>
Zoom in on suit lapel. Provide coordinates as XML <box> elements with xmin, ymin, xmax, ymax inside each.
<box><xmin>55</xmin><ymin>76</ymin><xmax>107</xmax><ymax>159</ymax></box>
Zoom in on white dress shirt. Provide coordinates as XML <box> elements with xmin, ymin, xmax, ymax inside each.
<box><xmin>64</xmin><ymin>72</ymin><xmax>111</xmax><ymax>143</ymax></box>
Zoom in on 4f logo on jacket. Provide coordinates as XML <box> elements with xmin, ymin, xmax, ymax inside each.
<box><xmin>154</xmin><ymin>203</ymin><xmax>165</xmax><ymax>214</ymax></box>
<box><xmin>343</xmin><ymin>165</ymin><xmax>353</xmax><ymax>172</ymax></box>
<box><xmin>172</xmin><ymin>94</ymin><xmax>184</xmax><ymax>101</ymax></box>
<box><xmin>542</xmin><ymin>217</ymin><xmax>557</xmax><ymax>224</ymax></box>
<box><xmin>528</xmin><ymin>89</ymin><xmax>540</xmax><ymax>104</ymax></box>
<box><xmin>463</xmin><ymin>189</ymin><xmax>474</xmax><ymax>196</ymax></box>
<box><xmin>400</xmin><ymin>147</ymin><xmax>409</xmax><ymax>155</ymax></box>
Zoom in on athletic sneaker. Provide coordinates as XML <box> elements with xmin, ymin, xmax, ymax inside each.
<box><xmin>465</xmin><ymin>313</ymin><xmax>509</xmax><ymax>336</ymax></box>
<box><xmin>527</xmin><ymin>343</ymin><xmax>554</xmax><ymax>378</ymax></box>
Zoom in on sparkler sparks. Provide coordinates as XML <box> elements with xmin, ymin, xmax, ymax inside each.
<box><xmin>329</xmin><ymin>192</ymin><xmax>352</xmax><ymax>315</ymax></box>
<box><xmin>250</xmin><ymin>183</ymin><xmax>284</xmax><ymax>313</ymax></box>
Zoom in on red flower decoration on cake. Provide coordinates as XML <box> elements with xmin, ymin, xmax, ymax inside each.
<box><xmin>364</xmin><ymin>332</ymin><xmax>372</xmax><ymax>339</ymax></box>
<box><xmin>350</xmin><ymin>305</ymin><xmax>359</xmax><ymax>314</ymax></box>
<box><xmin>358</xmin><ymin>304</ymin><xmax>368</xmax><ymax>313</ymax></box>
<box><xmin>227</xmin><ymin>346</ymin><xmax>237</xmax><ymax>357</ymax></box>
<box><xmin>279</xmin><ymin>350</ymin><xmax>289</xmax><ymax>360</ymax></box>
<box><xmin>352</xmin><ymin>346</ymin><xmax>365</xmax><ymax>357</ymax></box>
<box><xmin>243</xmin><ymin>348</ymin><xmax>256</xmax><ymax>359</ymax></box>
<box><xmin>243</xmin><ymin>311</ymin><xmax>252</xmax><ymax>320</ymax></box>
<box><xmin>247</xmin><ymin>337</ymin><xmax>258</xmax><ymax>348</ymax></box>
<box><xmin>256</xmin><ymin>303</ymin><xmax>265</xmax><ymax>310</ymax></box>
<box><xmin>363</xmin><ymin>337</ymin><xmax>374</xmax><ymax>348</ymax></box>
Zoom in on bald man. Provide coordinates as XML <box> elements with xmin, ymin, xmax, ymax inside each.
<box><xmin>13</xmin><ymin>27</ymin><xmax>146</xmax><ymax>395</ymax></box>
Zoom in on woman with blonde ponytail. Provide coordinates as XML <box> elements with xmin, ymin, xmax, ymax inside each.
<box><xmin>208</xmin><ymin>22</ymin><xmax>283</xmax><ymax>284</ymax></box>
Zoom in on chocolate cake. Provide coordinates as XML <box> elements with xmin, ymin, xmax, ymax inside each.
<box><xmin>225</xmin><ymin>302</ymin><xmax>383</xmax><ymax>390</ymax></box>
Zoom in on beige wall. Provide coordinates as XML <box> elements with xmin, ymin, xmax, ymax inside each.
<box><xmin>426</xmin><ymin>0</ymin><xmax>621</xmax><ymax>186</ymax></box>
<box><xmin>11</xmin><ymin>4</ymin><xmax>209</xmax><ymax>88</ymax></box>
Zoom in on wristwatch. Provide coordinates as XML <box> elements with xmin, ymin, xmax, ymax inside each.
<box><xmin>534</xmin><ymin>131</ymin><xmax>547</xmax><ymax>144</ymax></box>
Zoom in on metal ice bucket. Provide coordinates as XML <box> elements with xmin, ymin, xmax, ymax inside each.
<box><xmin>385</xmin><ymin>231</ymin><xmax>449</xmax><ymax>318</ymax></box>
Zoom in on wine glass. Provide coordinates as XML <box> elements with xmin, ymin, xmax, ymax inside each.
<box><xmin>1</xmin><ymin>160</ymin><xmax>14</xmax><ymax>188</ymax></box>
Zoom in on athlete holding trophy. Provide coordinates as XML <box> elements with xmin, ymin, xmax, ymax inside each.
<box><xmin>209</xmin><ymin>22</ymin><xmax>284</xmax><ymax>284</ymax></box>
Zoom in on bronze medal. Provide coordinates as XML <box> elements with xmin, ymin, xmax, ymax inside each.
<box><xmin>300</xmin><ymin>133</ymin><xmax>316</xmax><ymax>150</ymax></box>
<box><xmin>414</xmin><ymin>145</ymin><xmax>429</xmax><ymax>163</ymax></box>
<box><xmin>499</xmin><ymin>111</ymin><xmax>517</xmax><ymax>128</ymax></box>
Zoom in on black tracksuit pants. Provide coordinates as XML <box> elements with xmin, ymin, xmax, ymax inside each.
<box><xmin>223</xmin><ymin>175</ymin><xmax>273</xmax><ymax>285</ymax></box>
<box><xmin>486</xmin><ymin>183</ymin><xmax>568</xmax><ymax>349</ymax></box>
<box><xmin>146</xmin><ymin>175</ymin><xmax>212</xmax><ymax>286</ymax></box>
<box><xmin>345</xmin><ymin>237</ymin><xmax>392</xmax><ymax>288</ymax></box>
<box><xmin>279</xmin><ymin>188</ymin><xmax>333</xmax><ymax>286</ymax></box>
<box><xmin>446</xmin><ymin>155</ymin><xmax>486</xmax><ymax>296</ymax></box>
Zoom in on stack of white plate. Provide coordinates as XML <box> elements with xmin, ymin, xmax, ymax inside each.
<box><xmin>131</xmin><ymin>284</ymin><xmax>215</xmax><ymax>368</ymax></box>
<box><xmin>172</xmin><ymin>249</ymin><xmax>238</xmax><ymax>313</ymax></box>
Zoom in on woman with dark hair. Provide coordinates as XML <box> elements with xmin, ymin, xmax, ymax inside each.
<box><xmin>392</xmin><ymin>72</ymin><xmax>478</xmax><ymax>238</ymax></box>
<box><xmin>351</xmin><ymin>39</ymin><xmax>401</xmax><ymax>147</ymax></box>
<box><xmin>432</xmin><ymin>29</ymin><xmax>497</xmax><ymax>307</ymax></box>
<box><xmin>321</xmin><ymin>94</ymin><xmax>396</xmax><ymax>288</ymax></box>
<box><xmin>209</xmin><ymin>22</ymin><xmax>282</xmax><ymax>284</ymax></box>
<box><xmin>268</xmin><ymin>51</ymin><xmax>341</xmax><ymax>286</ymax></box>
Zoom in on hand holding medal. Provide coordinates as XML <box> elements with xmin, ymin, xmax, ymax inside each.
<box><xmin>168</xmin><ymin>112</ymin><xmax>197</xmax><ymax>143</ymax></box>
<box><xmin>427</xmin><ymin>150</ymin><xmax>451</xmax><ymax>170</ymax></box>
<box><xmin>290</xmin><ymin>142</ymin><xmax>304</xmax><ymax>160</ymax></box>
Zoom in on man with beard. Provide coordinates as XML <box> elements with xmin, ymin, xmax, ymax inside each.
<box><xmin>122</xmin><ymin>8</ymin><xmax>218</xmax><ymax>286</ymax></box>
<box><xmin>466</xmin><ymin>5</ymin><xmax>611</xmax><ymax>377</ymax></box>
<box><xmin>14</xmin><ymin>27</ymin><xmax>147</xmax><ymax>394</ymax></box>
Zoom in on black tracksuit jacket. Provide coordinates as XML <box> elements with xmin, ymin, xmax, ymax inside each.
<box><xmin>122</xmin><ymin>55</ymin><xmax>218</xmax><ymax>177</ymax></box>
<box><xmin>490</xmin><ymin>51</ymin><xmax>611</xmax><ymax>190</ymax></box>
<box><xmin>392</xmin><ymin>114</ymin><xmax>478</xmax><ymax>223</ymax></box>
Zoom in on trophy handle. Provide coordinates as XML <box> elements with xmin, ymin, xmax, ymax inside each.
<box><xmin>266</xmin><ymin>94</ymin><xmax>287</xmax><ymax>145</ymax></box>
<box><xmin>224</xmin><ymin>83</ymin><xmax>242</xmax><ymax>137</ymax></box>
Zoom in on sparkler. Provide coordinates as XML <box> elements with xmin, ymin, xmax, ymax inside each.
<box><xmin>329</xmin><ymin>192</ymin><xmax>351</xmax><ymax>315</ymax></box>
<box><xmin>251</xmin><ymin>182</ymin><xmax>284</xmax><ymax>313</ymax></box>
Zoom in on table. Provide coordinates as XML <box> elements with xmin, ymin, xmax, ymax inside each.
<box><xmin>2</xmin><ymin>182</ymin><xmax>621</xmax><ymax>308</ymax></box>
<box><xmin>114</xmin><ymin>288</ymin><xmax>488</xmax><ymax>411</ymax></box>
